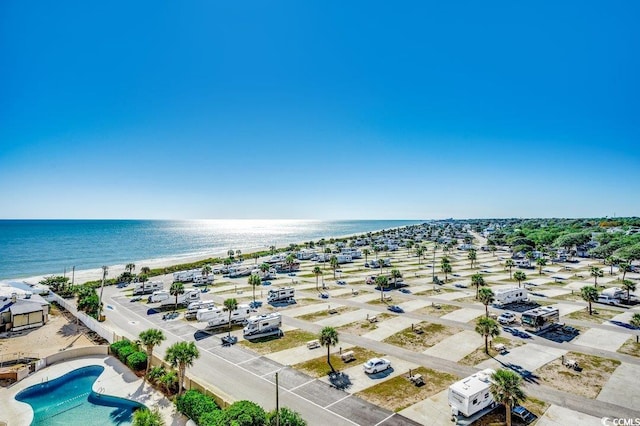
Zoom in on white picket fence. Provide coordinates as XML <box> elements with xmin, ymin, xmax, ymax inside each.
<box><xmin>48</xmin><ymin>292</ymin><xmax>115</xmax><ymax>343</ymax></box>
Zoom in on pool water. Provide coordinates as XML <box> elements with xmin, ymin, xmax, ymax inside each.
<box><xmin>15</xmin><ymin>365</ymin><xmax>144</xmax><ymax>425</ymax></box>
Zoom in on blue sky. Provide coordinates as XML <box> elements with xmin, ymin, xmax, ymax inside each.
<box><xmin>1</xmin><ymin>1</ymin><xmax>638</xmax><ymax>220</ymax></box>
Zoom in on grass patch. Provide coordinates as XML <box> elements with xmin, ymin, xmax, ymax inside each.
<box><xmin>522</xmin><ymin>396</ymin><xmax>550</xmax><ymax>417</ymax></box>
<box><xmin>412</xmin><ymin>288</ymin><xmax>455</xmax><ymax>296</ymax></box>
<box><xmin>293</xmin><ymin>347</ymin><xmax>381</xmax><ymax>377</ymax></box>
<box><xmin>383</xmin><ymin>322</ymin><xmax>460</xmax><ymax>351</ymax></box>
<box><xmin>535</xmin><ymin>351</ymin><xmax>621</xmax><ymax>398</ymax></box>
<box><xmin>414</xmin><ymin>303</ymin><xmax>459</xmax><ymax>317</ymax></box>
<box><xmin>355</xmin><ymin>367</ymin><xmax>458</xmax><ymax>412</ymax></box>
<box><xmin>336</xmin><ymin>314</ymin><xmax>393</xmax><ymax>336</ymax></box>
<box><xmin>566</xmin><ymin>307</ymin><xmax>619</xmax><ymax>324</ymax></box>
<box><xmin>239</xmin><ymin>329</ymin><xmax>317</xmax><ymax>355</ymax></box>
<box><xmin>617</xmin><ymin>338</ymin><xmax>640</xmax><ymax>358</ymax></box>
<box><xmin>550</xmin><ymin>292</ymin><xmax>585</xmax><ymax>302</ymax></box>
<box><xmin>457</xmin><ymin>337</ymin><xmax>520</xmax><ymax>366</ymax></box>
<box><xmin>297</xmin><ymin>306</ymin><xmax>356</xmax><ymax>322</ymax></box>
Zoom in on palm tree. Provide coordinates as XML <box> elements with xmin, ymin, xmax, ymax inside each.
<box><xmin>513</xmin><ymin>271</ymin><xmax>526</xmax><ymax>288</ymax></box>
<box><xmin>478</xmin><ymin>287</ymin><xmax>494</xmax><ymax>317</ymax></box>
<box><xmin>630</xmin><ymin>313</ymin><xmax>640</xmax><ymax>329</ymax></box>
<box><xmin>140</xmin><ymin>266</ymin><xmax>151</xmax><ymax>276</ymax></box>
<box><xmin>362</xmin><ymin>248</ymin><xmax>370</xmax><ymax>265</ymax></box>
<box><xmin>269</xmin><ymin>245</ymin><xmax>276</xmax><ymax>255</ymax></box>
<box><xmin>621</xmin><ymin>280</ymin><xmax>637</xmax><ymax>304</ymax></box>
<box><xmin>475</xmin><ymin>317</ymin><xmax>500</xmax><ymax>354</ymax></box>
<box><xmin>133</xmin><ymin>407</ymin><xmax>165</xmax><ymax>426</ymax></box>
<box><xmin>159</xmin><ymin>370</ymin><xmax>178</xmax><ymax>395</ymax></box>
<box><xmin>490</xmin><ymin>369</ymin><xmax>526</xmax><ymax>426</ymax></box>
<box><xmin>468</xmin><ymin>249</ymin><xmax>477</xmax><ymax>269</ymax></box>
<box><xmin>376</xmin><ymin>275</ymin><xmax>389</xmax><ymax>302</ymax></box>
<box><xmin>619</xmin><ymin>261</ymin><xmax>631</xmax><ymax>281</ymax></box>
<box><xmin>373</xmin><ymin>245</ymin><xmax>381</xmax><ymax>260</ymax></box>
<box><xmin>169</xmin><ymin>282</ymin><xmax>185</xmax><ymax>312</ymax></box>
<box><xmin>201</xmin><ymin>264</ymin><xmax>212</xmax><ymax>291</ymax></box>
<box><xmin>590</xmin><ymin>266</ymin><xmax>604</xmax><ymax>287</ymax></box>
<box><xmin>249</xmin><ymin>274</ymin><xmax>261</xmax><ymax>304</ymax></box>
<box><xmin>581</xmin><ymin>285</ymin><xmax>598</xmax><ymax>315</ymax></box>
<box><xmin>126</xmin><ymin>263</ymin><xmax>136</xmax><ymax>274</ymax></box>
<box><xmin>228</xmin><ymin>249</ymin><xmax>235</xmax><ymax>259</ymax></box>
<box><xmin>319</xmin><ymin>327</ymin><xmax>339</xmax><ymax>374</ymax></box>
<box><xmin>536</xmin><ymin>257</ymin><xmax>547</xmax><ymax>275</ymax></box>
<box><xmin>260</xmin><ymin>262</ymin><xmax>270</xmax><ymax>275</ymax></box>
<box><xmin>471</xmin><ymin>273</ymin><xmax>486</xmax><ymax>299</ymax></box>
<box><xmin>223</xmin><ymin>298</ymin><xmax>238</xmax><ymax>336</ymax></box>
<box><xmin>330</xmin><ymin>256</ymin><xmax>339</xmax><ymax>279</ymax></box>
<box><xmin>252</xmin><ymin>252</ymin><xmax>260</xmax><ymax>264</ymax></box>
<box><xmin>605</xmin><ymin>256</ymin><xmax>618</xmax><ymax>275</ymax></box>
<box><xmin>138</xmin><ymin>329</ymin><xmax>166</xmax><ymax>382</ymax></box>
<box><xmin>285</xmin><ymin>254</ymin><xmax>296</xmax><ymax>273</ymax></box>
<box><xmin>164</xmin><ymin>341</ymin><xmax>199</xmax><ymax>396</ymax></box>
<box><xmin>489</xmin><ymin>244</ymin><xmax>497</xmax><ymax>257</ymax></box>
<box><xmin>440</xmin><ymin>257</ymin><xmax>452</xmax><ymax>282</ymax></box>
<box><xmin>504</xmin><ymin>259</ymin><xmax>515</xmax><ymax>279</ymax></box>
<box><xmin>415</xmin><ymin>247</ymin><xmax>424</xmax><ymax>265</ymax></box>
<box><xmin>390</xmin><ymin>268</ymin><xmax>402</xmax><ymax>289</ymax></box>
<box><xmin>313</xmin><ymin>266</ymin><xmax>322</xmax><ymax>293</ymax></box>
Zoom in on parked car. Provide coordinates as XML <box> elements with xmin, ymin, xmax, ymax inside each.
<box><xmin>130</xmin><ymin>296</ymin><xmax>142</xmax><ymax>302</ymax></box>
<box><xmin>387</xmin><ymin>305</ymin><xmax>404</xmax><ymax>313</ymax></box>
<box><xmin>319</xmin><ymin>292</ymin><xmax>329</xmax><ymax>299</ymax></box>
<box><xmin>498</xmin><ymin>312</ymin><xmax>517</xmax><ymax>324</ymax></box>
<box><xmin>512</xmin><ymin>405</ymin><xmax>536</xmax><ymax>424</ymax></box>
<box><xmin>336</xmin><ymin>280</ymin><xmax>347</xmax><ymax>285</ymax></box>
<box><xmin>399</xmin><ymin>288</ymin><xmax>411</xmax><ymax>294</ymax></box>
<box><xmin>363</xmin><ymin>358</ymin><xmax>391</xmax><ymax>374</ymax></box>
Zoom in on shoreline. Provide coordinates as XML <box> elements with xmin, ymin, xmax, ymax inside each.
<box><xmin>2</xmin><ymin>224</ymin><xmax>418</xmax><ymax>288</ymax></box>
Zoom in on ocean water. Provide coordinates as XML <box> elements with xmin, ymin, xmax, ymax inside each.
<box><xmin>0</xmin><ymin>219</ymin><xmax>423</xmax><ymax>280</ymax></box>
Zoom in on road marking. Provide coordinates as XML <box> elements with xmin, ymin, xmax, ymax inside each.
<box><xmin>324</xmin><ymin>394</ymin><xmax>352</xmax><ymax>408</ymax></box>
<box><xmin>288</xmin><ymin>378</ymin><xmax>316</xmax><ymax>391</ymax></box>
<box><xmin>236</xmin><ymin>356</ymin><xmax>261</xmax><ymax>365</ymax></box>
<box><xmin>374</xmin><ymin>413</ymin><xmax>396</xmax><ymax>425</ymax></box>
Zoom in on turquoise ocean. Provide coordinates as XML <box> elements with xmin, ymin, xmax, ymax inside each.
<box><xmin>0</xmin><ymin>220</ymin><xmax>424</xmax><ymax>281</ymax></box>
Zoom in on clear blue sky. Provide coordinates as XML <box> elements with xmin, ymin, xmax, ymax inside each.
<box><xmin>1</xmin><ymin>1</ymin><xmax>638</xmax><ymax>220</ymax></box>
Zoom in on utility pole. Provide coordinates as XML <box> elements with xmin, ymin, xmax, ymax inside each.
<box><xmin>72</xmin><ymin>266</ymin><xmax>75</xmax><ymax>286</ymax></box>
<box><xmin>275</xmin><ymin>371</ymin><xmax>280</xmax><ymax>426</ymax></box>
<box><xmin>97</xmin><ymin>266</ymin><xmax>108</xmax><ymax>321</ymax></box>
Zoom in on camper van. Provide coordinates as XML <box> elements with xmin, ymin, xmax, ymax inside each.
<box><xmin>267</xmin><ymin>287</ymin><xmax>295</xmax><ymax>303</ymax></box>
<box><xmin>448</xmin><ymin>369</ymin><xmax>496</xmax><ymax>419</ymax></box>
<box><xmin>133</xmin><ymin>281</ymin><xmax>163</xmax><ymax>295</ymax></box>
<box><xmin>493</xmin><ymin>287</ymin><xmax>528</xmax><ymax>307</ymax></box>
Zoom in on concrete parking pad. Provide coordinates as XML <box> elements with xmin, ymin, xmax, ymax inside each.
<box><xmin>423</xmin><ymin>330</ymin><xmax>484</xmax><ymax>361</ymax></box>
<box><xmin>430</xmin><ymin>291</ymin><xmax>471</xmax><ymax>301</ymax></box>
<box><xmin>316</xmin><ymin>308</ymin><xmax>379</xmax><ymax>327</ymax></box>
<box><xmin>266</xmin><ymin>342</ymin><xmax>354</xmax><ymax>365</ymax></box>
<box><xmin>350</xmin><ymin>292</ymin><xmax>381</xmax><ymax>303</ymax></box>
<box><xmin>536</xmin><ymin>404</ymin><xmax>603</xmax><ymax>426</ymax></box>
<box><xmin>573</xmin><ymin>327</ymin><xmax>630</xmax><ymax>352</ymax></box>
<box><xmin>555</xmin><ymin>302</ymin><xmax>586</xmax><ymax>317</ymax></box>
<box><xmin>477</xmin><ymin>343</ymin><xmax>567</xmax><ymax>372</ymax></box>
<box><xmin>328</xmin><ymin>287</ymin><xmax>354</xmax><ymax>297</ymax></box>
<box><xmin>527</xmin><ymin>277</ymin><xmax>555</xmax><ymax>286</ymax></box>
<box><xmin>535</xmin><ymin>288</ymin><xmax>571</xmax><ymax>298</ymax></box>
<box><xmin>397</xmin><ymin>299</ymin><xmax>432</xmax><ymax>312</ymax></box>
<box><xmin>286</xmin><ymin>302</ymin><xmax>341</xmax><ymax>318</ymax></box>
<box><xmin>294</xmin><ymin>379</ymin><xmax>350</xmax><ymax>407</ymax></box>
<box><xmin>440</xmin><ymin>308</ymin><xmax>482</xmax><ymax>323</ymax></box>
<box><xmin>319</xmin><ymin>355</ymin><xmax>418</xmax><ymax>394</ymax></box>
<box><xmin>597</xmin><ymin>363</ymin><xmax>640</xmax><ymax>410</ymax></box>
<box><xmin>329</xmin><ymin>395</ymin><xmax>413</xmax><ymax>426</ymax></box>
<box><xmin>361</xmin><ymin>316</ymin><xmax>417</xmax><ymax>341</ymax></box>
<box><xmin>399</xmin><ymin>389</ymin><xmax>455</xmax><ymax>426</ymax></box>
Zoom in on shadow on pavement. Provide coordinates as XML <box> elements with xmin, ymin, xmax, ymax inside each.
<box><xmin>329</xmin><ymin>372</ymin><xmax>352</xmax><ymax>390</ymax></box>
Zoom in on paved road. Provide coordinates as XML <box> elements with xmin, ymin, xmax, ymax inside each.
<box><xmin>103</xmin><ymin>286</ymin><xmax>421</xmax><ymax>426</ymax></box>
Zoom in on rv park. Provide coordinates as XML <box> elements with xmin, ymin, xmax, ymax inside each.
<box><xmin>2</xmin><ymin>219</ymin><xmax>640</xmax><ymax>425</ymax></box>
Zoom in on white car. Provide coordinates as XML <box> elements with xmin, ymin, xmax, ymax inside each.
<box><xmin>363</xmin><ymin>358</ymin><xmax>391</xmax><ymax>374</ymax></box>
<box><xmin>498</xmin><ymin>312</ymin><xmax>517</xmax><ymax>324</ymax></box>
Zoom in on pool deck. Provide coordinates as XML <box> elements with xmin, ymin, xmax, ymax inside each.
<box><xmin>0</xmin><ymin>354</ymin><xmax>187</xmax><ymax>426</ymax></box>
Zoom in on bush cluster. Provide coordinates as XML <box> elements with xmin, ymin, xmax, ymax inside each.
<box><xmin>110</xmin><ymin>340</ymin><xmax>147</xmax><ymax>372</ymax></box>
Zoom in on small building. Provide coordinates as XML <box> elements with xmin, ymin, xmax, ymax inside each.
<box><xmin>0</xmin><ymin>293</ymin><xmax>49</xmax><ymax>332</ymax></box>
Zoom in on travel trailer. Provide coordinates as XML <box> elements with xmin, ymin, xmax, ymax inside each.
<box><xmin>173</xmin><ymin>269</ymin><xmax>201</xmax><ymax>282</ymax></box>
<box><xmin>296</xmin><ymin>250</ymin><xmax>316</xmax><ymax>260</ymax></box>
<box><xmin>335</xmin><ymin>254</ymin><xmax>353</xmax><ymax>264</ymax></box>
<box><xmin>267</xmin><ymin>287</ymin><xmax>295</xmax><ymax>303</ymax></box>
<box><xmin>493</xmin><ymin>287</ymin><xmax>528</xmax><ymax>307</ymax></box>
<box><xmin>227</xmin><ymin>266</ymin><xmax>253</xmax><ymax>278</ymax></box>
<box><xmin>521</xmin><ymin>306</ymin><xmax>560</xmax><ymax>332</ymax></box>
<box><xmin>192</xmin><ymin>274</ymin><xmax>214</xmax><ymax>286</ymax></box>
<box><xmin>448</xmin><ymin>369</ymin><xmax>496</xmax><ymax>420</ymax></box>
<box><xmin>184</xmin><ymin>301</ymin><xmax>215</xmax><ymax>320</ymax></box>
<box><xmin>197</xmin><ymin>304</ymin><xmax>252</xmax><ymax>328</ymax></box>
<box><xmin>149</xmin><ymin>289</ymin><xmax>200</xmax><ymax>308</ymax></box>
<box><xmin>600</xmin><ymin>287</ymin><xmax>625</xmax><ymax>300</ymax></box>
<box><xmin>133</xmin><ymin>281</ymin><xmax>163</xmax><ymax>295</ymax></box>
<box><xmin>243</xmin><ymin>313</ymin><xmax>282</xmax><ymax>339</ymax></box>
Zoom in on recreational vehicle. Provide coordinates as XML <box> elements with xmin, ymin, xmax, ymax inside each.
<box><xmin>228</xmin><ymin>266</ymin><xmax>253</xmax><ymax>278</ymax></box>
<box><xmin>448</xmin><ymin>369</ymin><xmax>496</xmax><ymax>419</ymax></box>
<box><xmin>521</xmin><ymin>306</ymin><xmax>560</xmax><ymax>332</ymax></box>
<box><xmin>335</xmin><ymin>254</ymin><xmax>353</xmax><ymax>264</ymax></box>
<box><xmin>493</xmin><ymin>287</ymin><xmax>528</xmax><ymax>307</ymax></box>
<box><xmin>296</xmin><ymin>250</ymin><xmax>316</xmax><ymax>260</ymax></box>
<box><xmin>149</xmin><ymin>289</ymin><xmax>200</xmax><ymax>308</ymax></box>
<box><xmin>197</xmin><ymin>304</ymin><xmax>252</xmax><ymax>327</ymax></box>
<box><xmin>184</xmin><ymin>301</ymin><xmax>215</xmax><ymax>320</ymax></box>
<box><xmin>267</xmin><ymin>287</ymin><xmax>295</xmax><ymax>303</ymax></box>
<box><xmin>133</xmin><ymin>281</ymin><xmax>163</xmax><ymax>295</ymax></box>
<box><xmin>243</xmin><ymin>312</ymin><xmax>282</xmax><ymax>338</ymax></box>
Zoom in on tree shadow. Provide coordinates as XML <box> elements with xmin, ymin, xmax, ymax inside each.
<box><xmin>328</xmin><ymin>371</ymin><xmax>352</xmax><ymax>390</ymax></box>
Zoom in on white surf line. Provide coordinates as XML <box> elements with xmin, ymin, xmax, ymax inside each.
<box><xmin>109</xmin><ymin>293</ymin><xmax>360</xmax><ymax>426</ymax></box>
<box><xmin>324</xmin><ymin>394</ymin><xmax>352</xmax><ymax>409</ymax></box>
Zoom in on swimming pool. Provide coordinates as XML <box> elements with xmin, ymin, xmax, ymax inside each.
<box><xmin>15</xmin><ymin>365</ymin><xmax>144</xmax><ymax>425</ymax></box>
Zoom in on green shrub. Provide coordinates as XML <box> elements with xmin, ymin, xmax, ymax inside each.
<box><xmin>266</xmin><ymin>407</ymin><xmax>307</xmax><ymax>426</ymax></box>
<box><xmin>214</xmin><ymin>400</ymin><xmax>266</xmax><ymax>426</ymax></box>
<box><xmin>199</xmin><ymin>409</ymin><xmax>225</xmax><ymax>426</ymax></box>
<box><xmin>126</xmin><ymin>351</ymin><xmax>148</xmax><ymax>371</ymax></box>
<box><xmin>110</xmin><ymin>340</ymin><xmax>133</xmax><ymax>358</ymax></box>
<box><xmin>147</xmin><ymin>366</ymin><xmax>165</xmax><ymax>384</ymax></box>
<box><xmin>118</xmin><ymin>344</ymin><xmax>136</xmax><ymax>363</ymax></box>
<box><xmin>175</xmin><ymin>389</ymin><xmax>218</xmax><ymax>421</ymax></box>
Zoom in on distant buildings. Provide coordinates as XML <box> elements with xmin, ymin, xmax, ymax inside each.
<box><xmin>0</xmin><ymin>285</ymin><xmax>49</xmax><ymax>332</ymax></box>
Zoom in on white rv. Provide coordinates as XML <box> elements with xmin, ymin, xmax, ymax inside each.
<box><xmin>185</xmin><ymin>301</ymin><xmax>215</xmax><ymax>320</ymax></box>
<box><xmin>296</xmin><ymin>250</ymin><xmax>316</xmax><ymax>260</ymax></box>
<box><xmin>243</xmin><ymin>313</ymin><xmax>282</xmax><ymax>338</ymax></box>
<box><xmin>228</xmin><ymin>266</ymin><xmax>252</xmax><ymax>278</ymax></box>
<box><xmin>267</xmin><ymin>287</ymin><xmax>295</xmax><ymax>303</ymax></box>
<box><xmin>133</xmin><ymin>281</ymin><xmax>163</xmax><ymax>295</ymax></box>
<box><xmin>335</xmin><ymin>254</ymin><xmax>353</xmax><ymax>264</ymax></box>
<box><xmin>197</xmin><ymin>304</ymin><xmax>252</xmax><ymax>327</ymax></box>
<box><xmin>172</xmin><ymin>269</ymin><xmax>201</xmax><ymax>282</ymax></box>
<box><xmin>192</xmin><ymin>274</ymin><xmax>214</xmax><ymax>286</ymax></box>
<box><xmin>600</xmin><ymin>287</ymin><xmax>625</xmax><ymax>300</ymax></box>
<box><xmin>149</xmin><ymin>289</ymin><xmax>200</xmax><ymax>307</ymax></box>
<box><xmin>448</xmin><ymin>369</ymin><xmax>496</xmax><ymax>419</ymax></box>
<box><xmin>493</xmin><ymin>287</ymin><xmax>528</xmax><ymax>307</ymax></box>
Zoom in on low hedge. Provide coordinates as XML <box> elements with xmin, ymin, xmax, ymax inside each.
<box><xmin>126</xmin><ymin>351</ymin><xmax>148</xmax><ymax>371</ymax></box>
<box><xmin>176</xmin><ymin>390</ymin><xmax>219</xmax><ymax>422</ymax></box>
<box><xmin>110</xmin><ymin>340</ymin><xmax>134</xmax><ymax>359</ymax></box>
